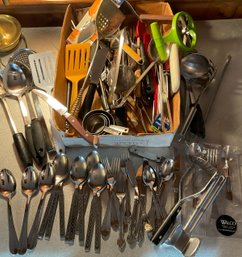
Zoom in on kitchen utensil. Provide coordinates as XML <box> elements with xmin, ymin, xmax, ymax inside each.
<box><xmin>101</xmin><ymin>158</ymin><xmax>116</xmax><ymax>239</ymax></box>
<box><xmin>79</xmin><ymin>46</ymin><xmax>109</xmax><ymax>119</ymax></box>
<box><xmin>32</xmin><ymin>88</ymin><xmax>99</xmax><ymax>146</ymax></box>
<box><xmin>115</xmin><ymin>168</ymin><xmax>127</xmax><ymax>251</ymax></box>
<box><xmin>0</xmin><ymin>74</ymin><xmax>33</xmax><ymax>168</ymax></box>
<box><xmin>0</xmin><ymin>169</ymin><xmax>19</xmax><ymax>254</ymax></box>
<box><xmin>151</xmin><ymin>157</ymin><xmax>224</xmax><ymax>246</ymax></box>
<box><xmin>18</xmin><ymin>166</ymin><xmax>38</xmax><ymax>255</ymax></box>
<box><xmin>222</xmin><ymin>145</ymin><xmax>233</xmax><ymax>200</ymax></box>
<box><xmin>142</xmin><ymin>161</ymin><xmax>165</xmax><ymax>222</ymax></box>
<box><xmin>7</xmin><ymin>48</ymin><xmax>56</xmax><ymax>156</ymax></box>
<box><xmin>165</xmin><ymin>172</ymin><xmax>225</xmax><ymax>257</ymax></box>
<box><xmin>29</xmin><ymin>51</ymin><xmax>56</xmax><ymax>94</ymax></box>
<box><xmin>3</xmin><ymin>63</ymin><xmax>47</xmax><ymax>165</ymax></box>
<box><xmin>179</xmin><ymin>53</ymin><xmax>216</xmax><ymax>139</ymax></box>
<box><xmin>150</xmin><ymin>11</ymin><xmax>196</xmax><ymax>62</ymax></box>
<box><xmin>82</xmin><ymin>109</ymin><xmax>115</xmax><ymax>135</ymax></box>
<box><xmin>0</xmin><ymin>15</ymin><xmax>22</xmax><ymax>54</ymax></box>
<box><xmin>38</xmin><ymin>152</ymin><xmax>69</xmax><ymax>240</ymax></box>
<box><xmin>65</xmin><ymin>42</ymin><xmax>91</xmax><ymax>110</ymax></box>
<box><xmin>65</xmin><ymin>156</ymin><xmax>88</xmax><ymax>245</ymax></box>
<box><xmin>169</xmin><ymin>43</ymin><xmax>180</xmax><ymax>95</ymax></box>
<box><xmin>204</xmin><ymin>54</ymin><xmax>231</xmax><ymax>122</ymax></box>
<box><xmin>27</xmin><ymin>163</ymin><xmax>55</xmax><ymax>249</ymax></box>
<box><xmin>86</xmin><ymin>150</ymin><xmax>101</xmax><ymax>172</ymax></box>
<box><xmin>69</xmin><ymin>0</ymin><xmax>125</xmax><ymax>119</ymax></box>
<box><xmin>85</xmin><ymin>162</ymin><xmax>107</xmax><ymax>253</ymax></box>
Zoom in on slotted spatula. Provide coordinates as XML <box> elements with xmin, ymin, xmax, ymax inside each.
<box><xmin>29</xmin><ymin>51</ymin><xmax>56</xmax><ymax>94</ymax></box>
<box><xmin>65</xmin><ymin>43</ymin><xmax>91</xmax><ymax>110</ymax></box>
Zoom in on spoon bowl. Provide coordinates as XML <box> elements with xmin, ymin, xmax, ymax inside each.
<box><xmin>70</xmin><ymin>156</ymin><xmax>88</xmax><ymax>186</ymax></box>
<box><xmin>86</xmin><ymin>150</ymin><xmax>100</xmax><ymax>171</ymax></box>
<box><xmin>142</xmin><ymin>164</ymin><xmax>157</xmax><ymax>190</ymax></box>
<box><xmin>0</xmin><ymin>169</ymin><xmax>19</xmax><ymax>254</ymax></box>
<box><xmin>0</xmin><ymin>168</ymin><xmax>16</xmax><ymax>199</ymax></box>
<box><xmin>88</xmin><ymin>162</ymin><xmax>107</xmax><ymax>195</ymax></box>
<box><xmin>159</xmin><ymin>158</ymin><xmax>174</xmax><ymax>181</ymax></box>
<box><xmin>53</xmin><ymin>151</ymin><xmax>69</xmax><ymax>185</ymax></box>
<box><xmin>21</xmin><ymin>166</ymin><xmax>39</xmax><ymax>197</ymax></box>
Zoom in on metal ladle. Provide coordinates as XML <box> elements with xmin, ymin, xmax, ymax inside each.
<box><xmin>85</xmin><ymin>162</ymin><xmax>107</xmax><ymax>253</ymax></box>
<box><xmin>0</xmin><ymin>72</ymin><xmax>32</xmax><ymax>168</ymax></box>
<box><xmin>0</xmin><ymin>169</ymin><xmax>19</xmax><ymax>254</ymax></box>
<box><xmin>18</xmin><ymin>166</ymin><xmax>38</xmax><ymax>255</ymax></box>
<box><xmin>27</xmin><ymin>162</ymin><xmax>55</xmax><ymax>249</ymax></box>
<box><xmin>65</xmin><ymin>156</ymin><xmax>88</xmax><ymax>245</ymax></box>
<box><xmin>3</xmin><ymin>63</ymin><xmax>46</xmax><ymax>165</ymax></box>
<box><xmin>179</xmin><ymin>53</ymin><xmax>216</xmax><ymax>140</ymax></box>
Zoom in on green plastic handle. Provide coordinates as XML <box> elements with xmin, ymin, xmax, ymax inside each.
<box><xmin>150</xmin><ymin>22</ymin><xmax>168</xmax><ymax>61</ymax></box>
<box><xmin>163</xmin><ymin>11</ymin><xmax>197</xmax><ymax>52</ymax></box>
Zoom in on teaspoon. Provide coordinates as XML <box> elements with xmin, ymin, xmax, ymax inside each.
<box><xmin>0</xmin><ymin>169</ymin><xmax>19</xmax><ymax>254</ymax></box>
<box><xmin>65</xmin><ymin>156</ymin><xmax>88</xmax><ymax>245</ymax></box>
<box><xmin>27</xmin><ymin>163</ymin><xmax>55</xmax><ymax>249</ymax></box>
<box><xmin>18</xmin><ymin>166</ymin><xmax>38</xmax><ymax>255</ymax></box>
<box><xmin>85</xmin><ymin>162</ymin><xmax>107</xmax><ymax>253</ymax></box>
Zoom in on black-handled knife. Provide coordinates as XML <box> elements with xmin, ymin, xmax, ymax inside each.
<box><xmin>79</xmin><ymin>47</ymin><xmax>109</xmax><ymax>120</ymax></box>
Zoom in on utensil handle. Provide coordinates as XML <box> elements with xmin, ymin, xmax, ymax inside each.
<box><xmin>44</xmin><ymin>189</ymin><xmax>59</xmax><ymax>240</ymax></box>
<box><xmin>28</xmin><ymin>195</ymin><xmax>45</xmax><ymax>249</ymax></box>
<box><xmin>65</xmin><ymin>114</ymin><xmax>99</xmax><ymax>146</ymax></box>
<box><xmin>18</xmin><ymin>200</ymin><xmax>30</xmax><ymax>255</ymax></box>
<box><xmin>101</xmin><ymin>191</ymin><xmax>112</xmax><ymax>238</ymax></box>
<box><xmin>13</xmin><ymin>132</ymin><xmax>33</xmax><ymax>168</ymax></box>
<box><xmin>65</xmin><ymin>187</ymin><xmax>80</xmax><ymax>244</ymax></box>
<box><xmin>127</xmin><ymin>197</ymin><xmax>139</xmax><ymax>245</ymax></box>
<box><xmin>31</xmin><ymin>93</ymin><xmax>56</xmax><ymax>156</ymax></box>
<box><xmin>7</xmin><ymin>200</ymin><xmax>19</xmax><ymax>254</ymax></box>
<box><xmin>78</xmin><ymin>190</ymin><xmax>85</xmax><ymax>246</ymax></box>
<box><xmin>85</xmin><ymin>196</ymin><xmax>96</xmax><ymax>252</ymax></box>
<box><xmin>79</xmin><ymin>83</ymin><xmax>97</xmax><ymax>120</ymax></box>
<box><xmin>38</xmin><ymin>189</ymin><xmax>56</xmax><ymax>239</ymax></box>
<box><xmin>31</xmin><ymin>118</ymin><xmax>47</xmax><ymax>159</ymax></box>
<box><xmin>117</xmin><ymin>198</ymin><xmax>126</xmax><ymax>251</ymax></box>
<box><xmin>59</xmin><ymin>186</ymin><xmax>65</xmax><ymax>240</ymax></box>
<box><xmin>95</xmin><ymin>196</ymin><xmax>102</xmax><ymax>253</ymax></box>
<box><xmin>111</xmin><ymin>192</ymin><xmax>119</xmax><ymax>231</ymax></box>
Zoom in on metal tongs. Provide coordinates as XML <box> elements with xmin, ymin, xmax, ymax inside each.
<box><xmin>151</xmin><ymin>156</ymin><xmax>225</xmax><ymax>256</ymax></box>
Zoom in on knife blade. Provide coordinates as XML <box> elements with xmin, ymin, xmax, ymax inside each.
<box><xmin>32</xmin><ymin>89</ymin><xmax>99</xmax><ymax>146</ymax></box>
<box><xmin>79</xmin><ymin>47</ymin><xmax>109</xmax><ymax>119</ymax></box>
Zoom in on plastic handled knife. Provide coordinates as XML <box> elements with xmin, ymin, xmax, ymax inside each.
<box><xmin>32</xmin><ymin>89</ymin><xmax>99</xmax><ymax>146</ymax></box>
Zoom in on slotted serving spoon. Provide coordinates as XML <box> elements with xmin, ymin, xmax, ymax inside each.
<box><xmin>65</xmin><ymin>42</ymin><xmax>91</xmax><ymax>110</ymax></box>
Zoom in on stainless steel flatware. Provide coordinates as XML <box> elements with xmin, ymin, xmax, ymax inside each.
<box><xmin>65</xmin><ymin>156</ymin><xmax>88</xmax><ymax>245</ymax></box>
<box><xmin>85</xmin><ymin>162</ymin><xmax>107</xmax><ymax>253</ymax></box>
<box><xmin>0</xmin><ymin>169</ymin><xmax>19</xmax><ymax>254</ymax></box>
<box><xmin>27</xmin><ymin>163</ymin><xmax>55</xmax><ymax>249</ymax></box>
<box><xmin>18</xmin><ymin>166</ymin><xmax>38</xmax><ymax>255</ymax></box>
<box><xmin>38</xmin><ymin>152</ymin><xmax>69</xmax><ymax>240</ymax></box>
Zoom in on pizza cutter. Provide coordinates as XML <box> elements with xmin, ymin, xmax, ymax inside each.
<box><xmin>150</xmin><ymin>11</ymin><xmax>197</xmax><ymax>61</ymax></box>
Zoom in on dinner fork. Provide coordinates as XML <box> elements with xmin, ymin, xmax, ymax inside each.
<box><xmin>114</xmin><ymin>159</ymin><xmax>127</xmax><ymax>251</ymax></box>
<box><xmin>101</xmin><ymin>158</ymin><xmax>116</xmax><ymax>238</ymax></box>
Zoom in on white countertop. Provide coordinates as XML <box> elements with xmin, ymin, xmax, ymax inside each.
<box><xmin>0</xmin><ymin>19</ymin><xmax>242</xmax><ymax>257</ymax></box>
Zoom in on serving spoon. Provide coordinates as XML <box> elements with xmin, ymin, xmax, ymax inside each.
<box><xmin>0</xmin><ymin>71</ymin><xmax>32</xmax><ymax>168</ymax></box>
<box><xmin>18</xmin><ymin>166</ymin><xmax>38</xmax><ymax>255</ymax></box>
<box><xmin>27</xmin><ymin>162</ymin><xmax>55</xmax><ymax>249</ymax></box>
<box><xmin>3</xmin><ymin>63</ymin><xmax>46</xmax><ymax>166</ymax></box>
<box><xmin>0</xmin><ymin>169</ymin><xmax>19</xmax><ymax>254</ymax></box>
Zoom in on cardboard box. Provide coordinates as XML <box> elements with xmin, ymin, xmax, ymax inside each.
<box><xmin>52</xmin><ymin>1</ymin><xmax>180</xmax><ymax>147</ymax></box>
